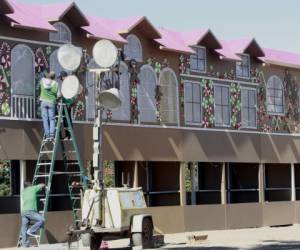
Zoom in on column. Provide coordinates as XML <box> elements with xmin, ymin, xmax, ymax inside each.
<box><xmin>221</xmin><ymin>163</ymin><xmax>226</xmax><ymax>205</ymax></box>
<box><xmin>258</xmin><ymin>163</ymin><xmax>265</xmax><ymax>203</ymax></box>
<box><xmin>190</xmin><ymin>162</ymin><xmax>197</xmax><ymax>205</ymax></box>
<box><xmin>291</xmin><ymin>163</ymin><xmax>296</xmax><ymax>202</ymax></box>
<box><xmin>20</xmin><ymin>160</ymin><xmax>26</xmax><ymax>193</ymax></box>
<box><xmin>226</xmin><ymin>163</ymin><xmax>231</xmax><ymax>203</ymax></box>
<box><xmin>133</xmin><ymin>161</ymin><xmax>139</xmax><ymax>188</ymax></box>
<box><xmin>179</xmin><ymin>162</ymin><xmax>186</xmax><ymax>206</ymax></box>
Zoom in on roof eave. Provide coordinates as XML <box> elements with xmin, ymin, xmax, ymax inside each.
<box><xmin>10</xmin><ymin>21</ymin><xmax>56</xmax><ymax>32</ymax></box>
<box><xmin>159</xmin><ymin>46</ymin><xmax>194</xmax><ymax>55</ymax></box>
<box><xmin>264</xmin><ymin>59</ymin><xmax>300</xmax><ymax>70</ymax></box>
<box><xmin>86</xmin><ymin>33</ymin><xmax>127</xmax><ymax>44</ymax></box>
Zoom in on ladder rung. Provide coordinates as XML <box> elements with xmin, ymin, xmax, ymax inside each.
<box><xmin>40</xmin><ymin>151</ymin><xmax>54</xmax><ymax>154</ymax></box>
<box><xmin>67</xmin><ymin>150</ymin><xmax>76</xmax><ymax>153</ymax></box>
<box><xmin>49</xmin><ymin>171</ymin><xmax>81</xmax><ymax>175</ymax></box>
<box><xmin>67</xmin><ymin>162</ymin><xmax>79</xmax><ymax>165</ymax></box>
<box><xmin>69</xmin><ymin>185</ymin><xmax>83</xmax><ymax>188</ymax></box>
<box><xmin>35</xmin><ymin>174</ymin><xmax>50</xmax><ymax>178</ymax></box>
<box><xmin>71</xmin><ymin>197</ymin><xmax>81</xmax><ymax>200</ymax></box>
<box><xmin>37</xmin><ymin>162</ymin><xmax>52</xmax><ymax>166</ymax></box>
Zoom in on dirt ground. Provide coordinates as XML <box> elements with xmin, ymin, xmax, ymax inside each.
<box><xmin>8</xmin><ymin>224</ymin><xmax>300</xmax><ymax>250</ymax></box>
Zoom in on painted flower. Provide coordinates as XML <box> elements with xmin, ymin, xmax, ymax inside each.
<box><xmin>1</xmin><ymin>54</ymin><xmax>11</xmax><ymax>69</ymax></box>
<box><xmin>1</xmin><ymin>101</ymin><xmax>10</xmax><ymax>116</ymax></box>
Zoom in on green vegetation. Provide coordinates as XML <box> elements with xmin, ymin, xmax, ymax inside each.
<box><xmin>0</xmin><ymin>161</ymin><xmax>11</xmax><ymax>196</ymax></box>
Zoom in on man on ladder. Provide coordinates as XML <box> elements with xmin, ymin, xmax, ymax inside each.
<box><xmin>20</xmin><ymin>182</ymin><xmax>45</xmax><ymax>248</ymax></box>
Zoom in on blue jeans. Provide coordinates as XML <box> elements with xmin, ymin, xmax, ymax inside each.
<box><xmin>41</xmin><ymin>101</ymin><xmax>56</xmax><ymax>137</ymax></box>
<box><xmin>21</xmin><ymin>211</ymin><xmax>45</xmax><ymax>247</ymax></box>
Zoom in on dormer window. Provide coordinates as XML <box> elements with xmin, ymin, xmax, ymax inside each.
<box><xmin>236</xmin><ymin>54</ymin><xmax>250</xmax><ymax>79</ymax></box>
<box><xmin>190</xmin><ymin>47</ymin><xmax>206</xmax><ymax>73</ymax></box>
<box><xmin>49</xmin><ymin>22</ymin><xmax>72</xmax><ymax>43</ymax></box>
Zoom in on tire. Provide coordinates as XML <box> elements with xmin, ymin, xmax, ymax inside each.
<box><xmin>90</xmin><ymin>233</ymin><xmax>102</xmax><ymax>250</ymax></box>
<box><xmin>81</xmin><ymin>233</ymin><xmax>91</xmax><ymax>247</ymax></box>
<box><xmin>132</xmin><ymin>217</ymin><xmax>153</xmax><ymax>249</ymax></box>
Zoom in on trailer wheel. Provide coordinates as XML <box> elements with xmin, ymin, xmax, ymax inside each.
<box><xmin>90</xmin><ymin>234</ymin><xmax>102</xmax><ymax>250</ymax></box>
<box><xmin>132</xmin><ymin>217</ymin><xmax>153</xmax><ymax>249</ymax></box>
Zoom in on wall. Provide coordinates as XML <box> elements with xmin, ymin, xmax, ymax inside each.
<box><xmin>2</xmin><ymin>202</ymin><xmax>300</xmax><ymax>248</ymax></box>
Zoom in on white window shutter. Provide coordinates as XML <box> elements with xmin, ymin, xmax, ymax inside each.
<box><xmin>159</xmin><ymin>68</ymin><xmax>178</xmax><ymax>124</ymax></box>
<box><xmin>138</xmin><ymin>65</ymin><xmax>157</xmax><ymax>122</ymax></box>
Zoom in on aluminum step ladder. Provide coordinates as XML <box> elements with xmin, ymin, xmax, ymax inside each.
<box><xmin>17</xmin><ymin>103</ymin><xmax>86</xmax><ymax>247</ymax></box>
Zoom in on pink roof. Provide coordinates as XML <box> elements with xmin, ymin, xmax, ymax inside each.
<box><xmin>217</xmin><ymin>38</ymin><xmax>265</xmax><ymax>61</ymax></box>
<box><xmin>83</xmin><ymin>16</ymin><xmax>127</xmax><ymax>43</ymax></box>
<box><xmin>41</xmin><ymin>2</ymin><xmax>89</xmax><ymax>26</ymax></box>
<box><xmin>156</xmin><ymin>28</ymin><xmax>222</xmax><ymax>54</ymax></box>
<box><xmin>263</xmin><ymin>48</ymin><xmax>300</xmax><ymax>69</ymax></box>
<box><xmin>216</xmin><ymin>40</ymin><xmax>244</xmax><ymax>60</ymax></box>
<box><xmin>155</xmin><ymin>28</ymin><xmax>194</xmax><ymax>54</ymax></box>
<box><xmin>7</xmin><ymin>0</ymin><xmax>56</xmax><ymax>31</ymax></box>
<box><xmin>181</xmin><ymin>29</ymin><xmax>210</xmax><ymax>46</ymax></box>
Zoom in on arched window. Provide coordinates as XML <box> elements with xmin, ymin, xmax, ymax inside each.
<box><xmin>124</xmin><ymin>34</ymin><xmax>143</xmax><ymax>62</ymax></box>
<box><xmin>159</xmin><ymin>68</ymin><xmax>179</xmax><ymax>124</ymax></box>
<box><xmin>112</xmin><ymin>62</ymin><xmax>130</xmax><ymax>121</ymax></box>
<box><xmin>138</xmin><ymin>65</ymin><xmax>157</xmax><ymax>123</ymax></box>
<box><xmin>11</xmin><ymin>44</ymin><xmax>35</xmax><ymax>96</ymax></box>
<box><xmin>266</xmin><ymin>75</ymin><xmax>284</xmax><ymax>114</ymax></box>
<box><xmin>49</xmin><ymin>22</ymin><xmax>72</xmax><ymax>43</ymax></box>
<box><xmin>11</xmin><ymin>44</ymin><xmax>35</xmax><ymax>118</ymax></box>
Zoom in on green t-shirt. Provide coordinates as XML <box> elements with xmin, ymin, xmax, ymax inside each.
<box><xmin>21</xmin><ymin>184</ymin><xmax>43</xmax><ymax>213</ymax></box>
<box><xmin>40</xmin><ymin>78</ymin><xmax>59</xmax><ymax>104</ymax></box>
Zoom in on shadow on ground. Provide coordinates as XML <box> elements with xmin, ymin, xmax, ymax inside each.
<box><xmin>158</xmin><ymin>240</ymin><xmax>300</xmax><ymax>250</ymax></box>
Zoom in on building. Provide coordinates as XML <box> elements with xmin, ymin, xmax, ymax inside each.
<box><xmin>1</xmin><ymin>0</ymin><xmax>300</xmax><ymax>247</ymax></box>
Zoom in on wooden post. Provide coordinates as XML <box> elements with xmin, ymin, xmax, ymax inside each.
<box><xmin>258</xmin><ymin>163</ymin><xmax>265</xmax><ymax>203</ymax></box>
<box><xmin>190</xmin><ymin>162</ymin><xmax>198</xmax><ymax>205</ymax></box>
<box><xmin>133</xmin><ymin>161</ymin><xmax>139</xmax><ymax>188</ymax></box>
<box><xmin>20</xmin><ymin>160</ymin><xmax>26</xmax><ymax>193</ymax></box>
<box><xmin>20</xmin><ymin>160</ymin><xmax>26</xmax><ymax>211</ymax></box>
<box><xmin>180</xmin><ymin>162</ymin><xmax>186</xmax><ymax>206</ymax></box>
<box><xmin>226</xmin><ymin>163</ymin><xmax>231</xmax><ymax>203</ymax></box>
<box><xmin>291</xmin><ymin>163</ymin><xmax>296</xmax><ymax>202</ymax></box>
<box><xmin>221</xmin><ymin>163</ymin><xmax>226</xmax><ymax>205</ymax></box>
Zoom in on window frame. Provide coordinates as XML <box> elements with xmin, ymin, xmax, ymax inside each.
<box><xmin>214</xmin><ymin>83</ymin><xmax>231</xmax><ymax>127</ymax></box>
<box><xmin>138</xmin><ymin>64</ymin><xmax>158</xmax><ymax>123</ymax></box>
<box><xmin>240</xmin><ymin>86</ymin><xmax>257</xmax><ymax>129</ymax></box>
<box><xmin>190</xmin><ymin>46</ymin><xmax>207</xmax><ymax>73</ymax></box>
<box><xmin>158</xmin><ymin>67</ymin><xmax>180</xmax><ymax>125</ymax></box>
<box><xmin>266</xmin><ymin>75</ymin><xmax>285</xmax><ymax>116</ymax></box>
<box><xmin>124</xmin><ymin>34</ymin><xmax>143</xmax><ymax>62</ymax></box>
<box><xmin>184</xmin><ymin>80</ymin><xmax>202</xmax><ymax>125</ymax></box>
<box><xmin>236</xmin><ymin>54</ymin><xmax>250</xmax><ymax>80</ymax></box>
<box><xmin>11</xmin><ymin>44</ymin><xmax>35</xmax><ymax>97</ymax></box>
<box><xmin>49</xmin><ymin>22</ymin><xmax>72</xmax><ymax>44</ymax></box>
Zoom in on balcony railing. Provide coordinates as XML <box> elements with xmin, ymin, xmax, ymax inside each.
<box><xmin>11</xmin><ymin>95</ymin><xmax>35</xmax><ymax>119</ymax></box>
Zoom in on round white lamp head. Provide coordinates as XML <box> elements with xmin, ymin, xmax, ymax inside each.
<box><xmin>58</xmin><ymin>44</ymin><xmax>82</xmax><ymax>71</ymax></box>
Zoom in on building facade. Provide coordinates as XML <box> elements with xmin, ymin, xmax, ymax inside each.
<box><xmin>1</xmin><ymin>0</ymin><xmax>300</xmax><ymax>247</ymax></box>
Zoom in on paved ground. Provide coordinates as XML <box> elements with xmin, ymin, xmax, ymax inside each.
<box><xmin>7</xmin><ymin>225</ymin><xmax>300</xmax><ymax>250</ymax></box>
